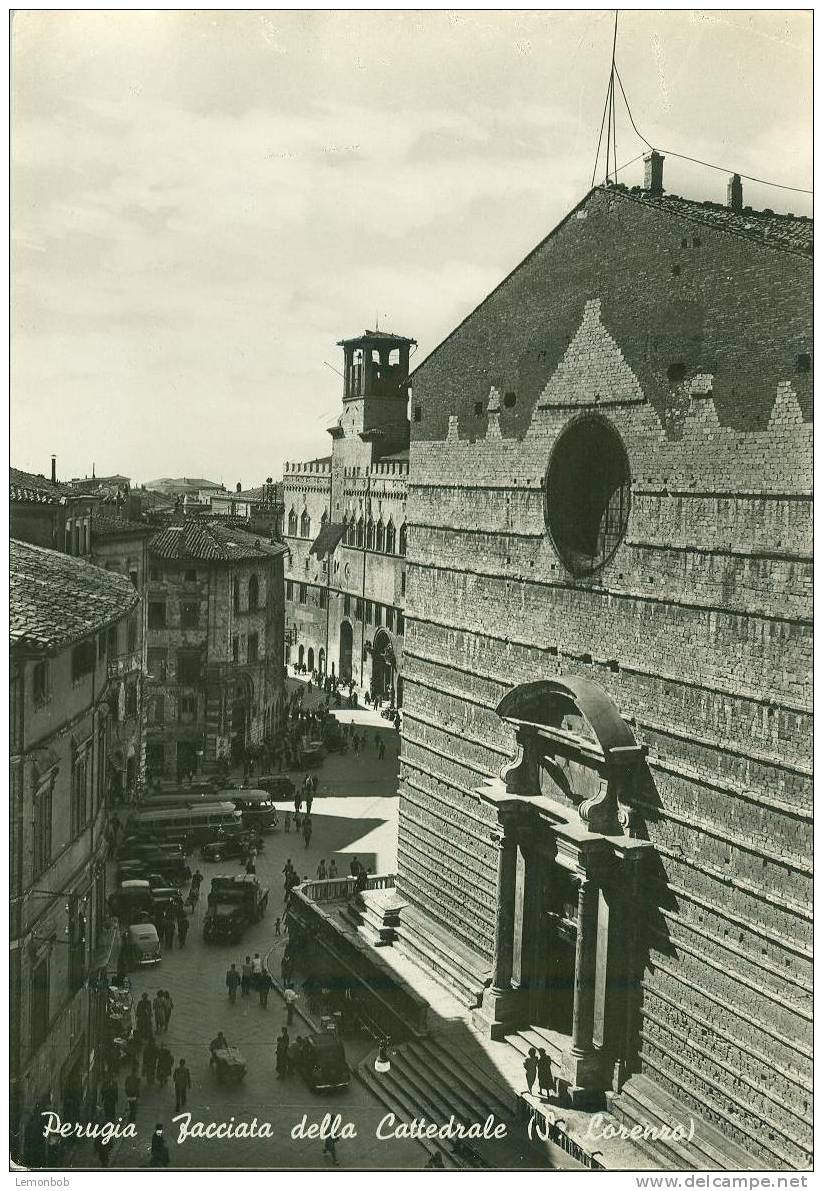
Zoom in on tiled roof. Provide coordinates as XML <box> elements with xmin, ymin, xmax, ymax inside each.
<box><xmin>11</xmin><ymin>539</ymin><xmax>140</xmax><ymax>652</ymax></box>
<box><xmin>148</xmin><ymin>519</ymin><xmax>288</xmax><ymax>562</ymax></box>
<box><xmin>10</xmin><ymin>467</ymin><xmax>65</xmax><ymax>504</ymax></box>
<box><xmin>338</xmin><ymin>329</ymin><xmax>417</xmax><ymax>346</ymax></box>
<box><xmin>92</xmin><ymin>512</ymin><xmax>152</xmax><ymax>538</ymax></box>
<box><xmin>614</xmin><ymin>186</ymin><xmax>813</xmax><ymax>256</ymax></box>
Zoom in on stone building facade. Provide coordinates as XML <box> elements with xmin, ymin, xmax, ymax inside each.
<box><xmin>91</xmin><ymin>513</ymin><xmax>152</xmax><ymax>804</ymax></box>
<box><xmin>10</xmin><ymin>463</ymin><xmax>96</xmax><ymax>557</ymax></box>
<box><xmin>282</xmin><ymin>330</ymin><xmax>411</xmax><ymax>701</ymax></box>
<box><xmin>10</xmin><ymin>540</ymin><xmax>140</xmax><ymax>1163</ymax></box>
<box><xmin>143</xmin><ymin>519</ymin><xmax>287</xmax><ymax>781</ymax></box>
<box><xmin>394</xmin><ymin>167</ymin><xmax>811</xmax><ymax>1166</ymax></box>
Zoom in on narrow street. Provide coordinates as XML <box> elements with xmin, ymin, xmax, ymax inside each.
<box><xmin>94</xmin><ymin>686</ymin><xmax>424</xmax><ymax>1170</ymax></box>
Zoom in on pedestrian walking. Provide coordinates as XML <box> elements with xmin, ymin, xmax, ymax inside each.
<box><xmin>100</xmin><ymin>1073</ymin><xmax>118</xmax><ymax>1120</ymax></box>
<box><xmin>537</xmin><ymin>1048</ymin><xmax>554</xmax><ymax>1099</ymax></box>
<box><xmin>258</xmin><ymin>967</ymin><xmax>273</xmax><ymax>1008</ymax></box>
<box><xmin>136</xmin><ymin>992</ymin><xmax>153</xmax><ymax>1041</ymax></box>
<box><xmin>252</xmin><ymin>952</ymin><xmax>263</xmax><ymax>977</ymax></box>
<box><xmin>173</xmin><ymin>1060</ymin><xmax>191</xmax><ymax>1113</ymax></box>
<box><xmin>323</xmin><ymin>1136</ymin><xmax>339</xmax><ymax>1166</ymax></box>
<box><xmin>317</xmin><ymin>858</ymin><xmax>327</xmax><ymax>880</ymax></box>
<box><xmin>306</xmin><ymin>792</ymin><xmax>313</xmax><ymax>815</ymax></box>
<box><xmin>158</xmin><ymin>990</ymin><xmax>174</xmax><ymax>1032</ymax></box>
<box><xmin>294</xmin><ymin>789</ymin><xmax>303</xmax><ymax>816</ymax></box>
<box><xmin>156</xmin><ymin>1045</ymin><xmax>173</xmax><ymax>1088</ymax></box>
<box><xmin>349</xmin><ymin>856</ymin><xmax>361</xmax><ymax>877</ymax></box>
<box><xmin>152</xmin><ymin>990</ymin><xmax>164</xmax><ymax>1033</ymax></box>
<box><xmin>93</xmin><ymin>1117</ymin><xmax>113</xmax><ymax>1167</ymax></box>
<box><xmin>329</xmin><ymin>858</ymin><xmax>338</xmax><ymax>879</ymax></box>
<box><xmin>274</xmin><ymin>916</ymin><xmax>281</xmax><ymax>936</ymax></box>
<box><xmin>163</xmin><ymin>915</ymin><xmax>176</xmax><ymax>950</ymax></box>
<box><xmin>226</xmin><ymin>963</ymin><xmax>241</xmax><ymax>1003</ymax></box>
<box><xmin>241</xmin><ymin>955</ymin><xmax>253</xmax><ymax>997</ymax></box>
<box><xmin>284</xmin><ymin>982</ymin><xmax>298</xmax><ymax>1025</ymax></box>
<box><xmin>275</xmin><ymin>1027</ymin><xmax>289</xmax><ymax>1078</ymax></box>
<box><xmin>150</xmin><ymin>1124</ymin><xmax>170</xmax><ymax>1167</ymax></box>
<box><xmin>303</xmin><ymin>815</ymin><xmax>312</xmax><ymax>849</ymax></box>
<box><xmin>124</xmin><ymin>1066</ymin><xmax>140</xmax><ymax>1124</ymax></box>
<box><xmin>245</xmin><ymin>856</ymin><xmax>256</xmax><ymax>875</ymax></box>
<box><xmin>177</xmin><ymin>910</ymin><xmax>189</xmax><ymax>947</ymax></box>
<box><xmin>142</xmin><ymin>1036</ymin><xmax>158</xmax><ymax>1087</ymax></box>
<box><xmin>523</xmin><ymin>1047</ymin><xmax>539</xmax><ymax>1094</ymax></box>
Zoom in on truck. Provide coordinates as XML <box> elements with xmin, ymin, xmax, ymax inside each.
<box><xmin>202</xmin><ymin>875</ymin><xmax>270</xmax><ymax>943</ymax></box>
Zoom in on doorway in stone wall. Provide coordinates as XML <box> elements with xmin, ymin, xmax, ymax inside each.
<box><xmin>307</xmin><ymin>647</ymin><xmax>315</xmax><ymax>672</ymax></box>
<box><xmin>318</xmin><ymin>648</ymin><xmax>326</xmax><ymax>676</ymax></box>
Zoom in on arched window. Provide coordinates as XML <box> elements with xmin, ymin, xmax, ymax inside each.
<box><xmin>356</xmin><ymin>516</ymin><xmax>364</xmax><ymax>548</ymax></box>
<box><xmin>300</xmin><ymin>509</ymin><xmax>311</xmax><ymax>538</ymax></box>
<box><xmin>366</xmin><ymin>516</ymin><xmax>375</xmax><ymax>551</ymax></box>
<box><xmin>399</xmin><ymin>523</ymin><xmax>407</xmax><ymax>556</ymax></box>
<box><xmin>376</xmin><ymin>518</ymin><xmax>386</xmax><ymax>552</ymax></box>
<box><xmin>385</xmin><ymin>520</ymin><xmax>396</xmax><ymax>554</ymax></box>
<box><xmin>248</xmin><ymin>574</ymin><xmax>259</xmax><ymax>612</ymax></box>
<box><xmin>288</xmin><ymin>508</ymin><xmax>297</xmax><ymax>536</ymax></box>
<box><xmin>233</xmin><ymin>577</ymin><xmax>240</xmax><ymax>613</ymax></box>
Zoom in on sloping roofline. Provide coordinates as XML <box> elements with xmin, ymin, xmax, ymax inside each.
<box><xmin>410</xmin><ymin>183</ymin><xmax>812</xmax><ymax>381</ymax></box>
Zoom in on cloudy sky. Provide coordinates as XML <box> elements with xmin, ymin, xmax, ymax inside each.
<box><xmin>12</xmin><ymin>10</ymin><xmax>811</xmax><ymax>487</ymax></box>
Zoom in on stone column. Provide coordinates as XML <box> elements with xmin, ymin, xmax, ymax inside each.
<box><xmin>491</xmin><ymin>829</ymin><xmax>518</xmax><ymax>992</ymax></box>
<box><xmin>472</xmin><ymin>822</ymin><xmax>526</xmax><ymax>1039</ymax></box>
<box><xmin>563</xmin><ymin>870</ymin><xmax>603</xmax><ymax>1104</ymax></box>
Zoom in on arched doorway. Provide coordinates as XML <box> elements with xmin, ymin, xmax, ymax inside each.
<box><xmin>318</xmin><ymin>648</ymin><xmax>326</xmax><ymax>676</ymax></box>
<box><xmin>307</xmin><ymin>646</ymin><xmax>315</xmax><ymax>673</ymax></box>
<box><xmin>339</xmin><ymin>621</ymin><xmax>353</xmax><ymax>682</ymax></box>
<box><xmin>297</xmin><ymin>643</ymin><xmax>305</xmax><ymax>670</ymax></box>
<box><xmin>371</xmin><ymin>629</ymin><xmax>396</xmax><ymax>703</ymax></box>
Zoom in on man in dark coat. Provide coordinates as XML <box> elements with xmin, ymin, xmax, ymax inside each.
<box><xmin>150</xmin><ymin>1124</ymin><xmax>170</xmax><ymax>1166</ymax></box>
<box><xmin>136</xmin><ymin>992</ymin><xmax>153</xmax><ymax>1040</ymax></box>
<box><xmin>537</xmin><ymin>1048</ymin><xmax>554</xmax><ymax>1099</ymax></box>
<box><xmin>173</xmin><ymin>1059</ymin><xmax>191</xmax><ymax>1113</ymax></box>
<box><xmin>177</xmin><ymin>909</ymin><xmax>189</xmax><ymax>947</ymax></box>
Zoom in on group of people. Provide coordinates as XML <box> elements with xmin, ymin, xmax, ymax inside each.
<box><xmin>225</xmin><ymin>953</ymin><xmax>275</xmax><ymax>1007</ymax></box>
<box><xmin>523</xmin><ymin>1046</ymin><xmax>556</xmax><ymax>1100</ymax></box>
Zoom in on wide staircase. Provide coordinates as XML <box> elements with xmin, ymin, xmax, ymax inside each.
<box><xmin>356</xmin><ymin>1033</ymin><xmax>570</xmax><ymax>1170</ymax></box>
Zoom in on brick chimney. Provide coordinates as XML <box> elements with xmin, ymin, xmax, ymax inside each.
<box><xmin>644</xmin><ymin>150</ymin><xmax>665</xmax><ymax>197</ymax></box>
<box><xmin>50</xmin><ymin>455</ymin><xmax>57</xmax><ymax>484</ymax></box>
<box><xmin>727</xmin><ymin>173</ymin><xmax>743</xmax><ymax>212</ymax></box>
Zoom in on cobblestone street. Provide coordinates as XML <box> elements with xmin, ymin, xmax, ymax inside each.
<box><xmin>92</xmin><ymin>692</ymin><xmax>423</xmax><ymax>1170</ymax></box>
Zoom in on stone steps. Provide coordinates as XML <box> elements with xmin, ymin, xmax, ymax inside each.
<box><xmin>507</xmin><ymin>1024</ymin><xmax>567</xmax><ymax>1068</ymax></box>
<box><xmin>395</xmin><ymin>907</ymin><xmax>489</xmax><ymax>1010</ymax></box>
<box><xmin>356</xmin><ymin>1057</ymin><xmax>462</xmax><ymax>1169</ymax></box>
<box><xmin>609</xmin><ymin>1073</ymin><xmax>761</xmax><ymax>1171</ymax></box>
<box><xmin>358</xmin><ymin>1037</ymin><xmax>553</xmax><ymax>1169</ymax></box>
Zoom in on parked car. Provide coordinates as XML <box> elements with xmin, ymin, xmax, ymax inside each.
<box><xmin>123</xmin><ymin>922</ymin><xmax>162</xmax><ymax>967</ymax></box>
<box><xmin>297</xmin><ymin>1033</ymin><xmax>351</xmax><ymax>1092</ymax></box>
<box><xmin>255</xmin><ymin>774</ymin><xmax>296</xmax><ymax>799</ymax></box>
<box><xmin>201</xmin><ymin>828</ymin><xmax>264</xmax><ymax>863</ymax></box>
<box><xmin>109</xmin><ymin>880</ymin><xmax>154</xmax><ymax>925</ymax></box>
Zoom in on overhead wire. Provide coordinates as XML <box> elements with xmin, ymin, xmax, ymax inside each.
<box><xmin>613</xmin><ymin>64</ymin><xmax>811</xmax><ymax>195</ymax></box>
<box><xmin>592</xmin><ymin>22</ymin><xmax>811</xmax><ymax>196</ymax></box>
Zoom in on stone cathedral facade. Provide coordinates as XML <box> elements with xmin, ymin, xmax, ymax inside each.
<box><xmin>396</xmin><ymin>166</ymin><xmax>811</xmax><ymax>1166</ymax></box>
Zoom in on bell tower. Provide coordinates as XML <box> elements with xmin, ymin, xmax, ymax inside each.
<box><xmin>333</xmin><ymin>329</ymin><xmax>416</xmax><ymax>457</ymax></box>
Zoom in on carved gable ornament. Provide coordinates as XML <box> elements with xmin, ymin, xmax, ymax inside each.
<box><xmin>495</xmin><ymin>676</ymin><xmax>643</xmax><ymax>837</ymax></box>
<box><xmin>537</xmin><ymin>298</ymin><xmax>645</xmax><ymax>410</ymax></box>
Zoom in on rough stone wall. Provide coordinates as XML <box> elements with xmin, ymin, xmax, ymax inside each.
<box><xmin>400</xmin><ymin>188</ymin><xmax>812</xmax><ymax>1166</ymax></box>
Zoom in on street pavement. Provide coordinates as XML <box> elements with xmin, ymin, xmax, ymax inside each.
<box><xmin>89</xmin><ymin>689</ymin><xmax>425</xmax><ymax>1170</ymax></box>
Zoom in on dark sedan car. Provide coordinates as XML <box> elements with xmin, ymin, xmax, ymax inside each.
<box><xmin>201</xmin><ymin>829</ymin><xmax>264</xmax><ymax>863</ymax></box>
<box><xmin>298</xmin><ymin>1033</ymin><xmax>351</xmax><ymax>1092</ymax></box>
